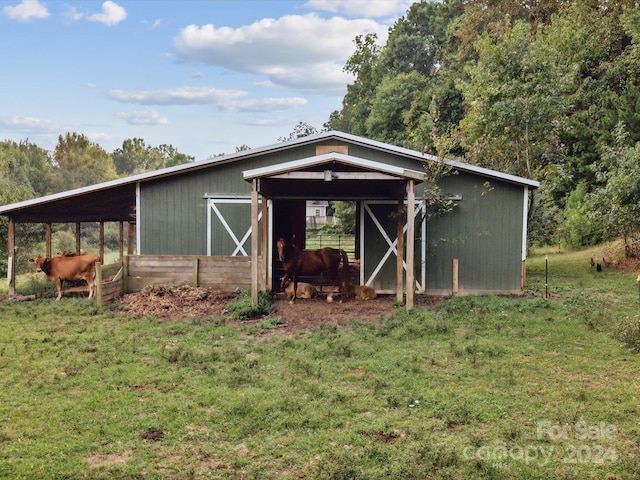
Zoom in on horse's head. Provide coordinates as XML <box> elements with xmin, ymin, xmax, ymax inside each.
<box><xmin>276</xmin><ymin>238</ymin><xmax>287</xmax><ymax>262</ymax></box>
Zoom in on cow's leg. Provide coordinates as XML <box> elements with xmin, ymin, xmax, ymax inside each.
<box><xmin>87</xmin><ymin>275</ymin><xmax>94</xmax><ymax>299</ymax></box>
<box><xmin>55</xmin><ymin>278</ymin><xmax>63</xmax><ymax>301</ymax></box>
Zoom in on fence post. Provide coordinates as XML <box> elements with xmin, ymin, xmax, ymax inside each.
<box><xmin>95</xmin><ymin>262</ymin><xmax>103</xmax><ymax>308</ymax></box>
<box><xmin>193</xmin><ymin>257</ymin><xmax>200</xmax><ymax>287</ymax></box>
<box><xmin>453</xmin><ymin>259</ymin><xmax>459</xmax><ymax>296</ymax></box>
<box><xmin>123</xmin><ymin>255</ymin><xmax>129</xmax><ymax>294</ymax></box>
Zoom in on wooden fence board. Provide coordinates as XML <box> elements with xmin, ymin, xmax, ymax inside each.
<box><xmin>97</xmin><ymin>255</ymin><xmax>262</xmax><ymax>307</ymax></box>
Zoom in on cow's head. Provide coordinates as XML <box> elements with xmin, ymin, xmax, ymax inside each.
<box><xmin>28</xmin><ymin>256</ymin><xmax>46</xmax><ymax>273</ymax></box>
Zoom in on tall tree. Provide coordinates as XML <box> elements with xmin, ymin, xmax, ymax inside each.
<box><xmin>588</xmin><ymin>124</ymin><xmax>640</xmax><ymax>256</ymax></box>
<box><xmin>459</xmin><ymin>19</ymin><xmax>570</xmax><ymax>178</ymax></box>
<box><xmin>330</xmin><ymin>33</ymin><xmax>382</xmax><ymax>136</ymax></box>
<box><xmin>112</xmin><ymin>139</ymin><xmax>193</xmax><ymax>176</ymax></box>
<box><xmin>54</xmin><ymin>133</ymin><xmax>117</xmax><ymax>190</ymax></box>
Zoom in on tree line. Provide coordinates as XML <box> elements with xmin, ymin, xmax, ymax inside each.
<box><xmin>325</xmin><ymin>0</ymin><xmax>640</xmax><ymax>255</ymax></box>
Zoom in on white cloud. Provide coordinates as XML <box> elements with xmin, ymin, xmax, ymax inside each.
<box><xmin>62</xmin><ymin>6</ymin><xmax>84</xmax><ymax>24</ymax></box>
<box><xmin>106</xmin><ymin>86</ymin><xmax>306</xmax><ymax>113</ymax></box>
<box><xmin>0</xmin><ymin>115</ymin><xmax>61</xmax><ymax>132</ymax></box>
<box><xmin>115</xmin><ymin>109</ymin><xmax>169</xmax><ymax>126</ymax></box>
<box><xmin>304</xmin><ymin>0</ymin><xmax>413</xmax><ymax>18</ymax></box>
<box><xmin>3</xmin><ymin>0</ymin><xmax>49</xmax><ymax>21</ymax></box>
<box><xmin>87</xmin><ymin>1</ymin><xmax>127</xmax><ymax>26</ymax></box>
<box><xmin>226</xmin><ymin>97</ymin><xmax>307</xmax><ymax>113</ymax></box>
<box><xmin>107</xmin><ymin>86</ymin><xmax>247</xmax><ymax>106</ymax></box>
<box><xmin>173</xmin><ymin>13</ymin><xmax>385</xmax><ymax>94</ymax></box>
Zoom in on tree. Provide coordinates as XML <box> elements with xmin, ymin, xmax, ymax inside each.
<box><xmin>112</xmin><ymin>139</ymin><xmax>193</xmax><ymax>175</ymax></box>
<box><xmin>365</xmin><ymin>71</ymin><xmax>429</xmax><ymax>146</ymax></box>
<box><xmin>332</xmin><ymin>33</ymin><xmax>383</xmax><ymax>136</ymax></box>
<box><xmin>278</xmin><ymin>122</ymin><xmax>321</xmax><ymax>142</ymax></box>
<box><xmin>459</xmin><ymin>19</ymin><xmax>570</xmax><ymax>179</ymax></box>
<box><xmin>588</xmin><ymin>124</ymin><xmax>640</xmax><ymax>256</ymax></box>
<box><xmin>332</xmin><ymin>201</ymin><xmax>356</xmax><ymax>234</ymax></box>
<box><xmin>54</xmin><ymin>133</ymin><xmax>117</xmax><ymax>190</ymax></box>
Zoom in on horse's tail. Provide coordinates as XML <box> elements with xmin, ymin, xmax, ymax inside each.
<box><xmin>339</xmin><ymin>249</ymin><xmax>350</xmax><ymax>284</ymax></box>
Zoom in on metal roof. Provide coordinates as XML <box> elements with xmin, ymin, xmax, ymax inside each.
<box><xmin>242</xmin><ymin>153</ymin><xmax>426</xmax><ymax>181</ymax></box>
<box><xmin>0</xmin><ymin>131</ymin><xmax>538</xmax><ymax>223</ymax></box>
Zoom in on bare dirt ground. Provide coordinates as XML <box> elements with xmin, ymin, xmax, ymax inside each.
<box><xmin>117</xmin><ymin>285</ymin><xmax>443</xmax><ymax>336</ymax></box>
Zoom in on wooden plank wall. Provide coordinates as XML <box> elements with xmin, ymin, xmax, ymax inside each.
<box><xmin>95</xmin><ymin>255</ymin><xmax>262</xmax><ymax>306</ymax></box>
<box><xmin>125</xmin><ymin>255</ymin><xmax>261</xmax><ymax>293</ymax></box>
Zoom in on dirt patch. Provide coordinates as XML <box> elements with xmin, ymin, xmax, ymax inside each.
<box><xmin>118</xmin><ymin>285</ymin><xmax>238</xmax><ymax>320</ymax></box>
<box><xmin>85</xmin><ymin>451</ymin><xmax>133</xmax><ymax>469</ymax></box>
<box><xmin>117</xmin><ymin>285</ymin><xmax>443</xmax><ymax>336</ymax></box>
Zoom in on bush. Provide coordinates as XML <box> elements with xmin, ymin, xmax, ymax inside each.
<box><xmin>224</xmin><ymin>290</ymin><xmax>275</xmax><ymax>320</ymax></box>
<box><xmin>615</xmin><ymin>315</ymin><xmax>640</xmax><ymax>352</ymax></box>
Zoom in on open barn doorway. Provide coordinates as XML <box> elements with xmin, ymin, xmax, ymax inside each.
<box><xmin>270</xmin><ymin>198</ymin><xmax>355</xmax><ymax>293</ymax></box>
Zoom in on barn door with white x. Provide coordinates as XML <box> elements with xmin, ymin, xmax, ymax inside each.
<box><xmin>361</xmin><ymin>200</ymin><xmax>425</xmax><ymax>293</ymax></box>
<box><xmin>206</xmin><ymin>197</ymin><xmax>271</xmax><ymax>256</ymax></box>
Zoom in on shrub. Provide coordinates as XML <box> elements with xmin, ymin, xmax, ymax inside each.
<box><xmin>224</xmin><ymin>290</ymin><xmax>275</xmax><ymax>320</ymax></box>
<box><xmin>614</xmin><ymin>315</ymin><xmax>640</xmax><ymax>352</ymax></box>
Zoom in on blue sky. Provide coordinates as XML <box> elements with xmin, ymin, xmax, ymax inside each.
<box><xmin>0</xmin><ymin>0</ymin><xmax>413</xmax><ymax>160</ymax></box>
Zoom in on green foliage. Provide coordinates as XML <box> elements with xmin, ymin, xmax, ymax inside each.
<box><xmin>277</xmin><ymin>121</ymin><xmax>322</xmax><ymax>142</ymax></box>
<box><xmin>112</xmin><ymin>138</ymin><xmax>194</xmax><ymax>175</ymax></box>
<box><xmin>588</xmin><ymin>124</ymin><xmax>640</xmax><ymax>255</ymax></box>
<box><xmin>561</xmin><ymin>181</ymin><xmax>601</xmax><ymax>249</ymax></box>
<box><xmin>224</xmin><ymin>290</ymin><xmax>275</xmax><ymax>320</ymax></box>
<box><xmin>332</xmin><ymin>201</ymin><xmax>356</xmax><ymax>234</ymax></box>
<box><xmin>54</xmin><ymin>132</ymin><xmax>117</xmax><ymax>190</ymax></box>
<box><xmin>615</xmin><ymin>315</ymin><xmax>640</xmax><ymax>352</ymax></box>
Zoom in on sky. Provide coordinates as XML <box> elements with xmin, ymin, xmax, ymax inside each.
<box><xmin>0</xmin><ymin>0</ymin><xmax>413</xmax><ymax>161</ymax></box>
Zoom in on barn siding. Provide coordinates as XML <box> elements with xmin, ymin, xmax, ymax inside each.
<box><xmin>138</xmin><ymin>138</ymin><xmax>528</xmax><ymax>294</ymax></box>
<box><xmin>139</xmin><ymin>149</ymin><xmax>314</xmax><ymax>255</ymax></box>
<box><xmin>425</xmin><ymin>172</ymin><xmax>524</xmax><ymax>294</ymax></box>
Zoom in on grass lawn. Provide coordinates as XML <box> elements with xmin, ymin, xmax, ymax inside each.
<box><xmin>1</xmin><ymin>242</ymin><xmax>640</xmax><ymax>478</ymax></box>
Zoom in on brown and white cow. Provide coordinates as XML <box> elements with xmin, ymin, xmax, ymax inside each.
<box><xmin>29</xmin><ymin>254</ymin><xmax>101</xmax><ymax>300</ymax></box>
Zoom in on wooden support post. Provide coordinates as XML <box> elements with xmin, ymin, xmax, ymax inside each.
<box><xmin>45</xmin><ymin>223</ymin><xmax>52</xmax><ymax>258</ymax></box>
<box><xmin>8</xmin><ymin>217</ymin><xmax>15</xmax><ymax>296</ymax></box>
<box><xmin>119</xmin><ymin>222</ymin><xmax>124</xmax><ymax>262</ymax></box>
<box><xmin>453</xmin><ymin>258</ymin><xmax>459</xmax><ymax>296</ymax></box>
<box><xmin>250</xmin><ymin>179</ymin><xmax>259</xmax><ymax>306</ymax></box>
<box><xmin>127</xmin><ymin>222</ymin><xmax>135</xmax><ymax>255</ymax></box>
<box><xmin>406</xmin><ymin>180</ymin><xmax>415</xmax><ymax>310</ymax></box>
<box><xmin>95</xmin><ymin>262</ymin><xmax>103</xmax><ymax>308</ymax></box>
<box><xmin>123</xmin><ymin>255</ymin><xmax>129</xmax><ymax>294</ymax></box>
<box><xmin>396</xmin><ymin>200</ymin><xmax>404</xmax><ymax>303</ymax></box>
<box><xmin>75</xmin><ymin>222</ymin><xmax>81</xmax><ymax>254</ymax></box>
<box><xmin>261</xmin><ymin>196</ymin><xmax>269</xmax><ymax>292</ymax></box>
<box><xmin>99</xmin><ymin>222</ymin><xmax>105</xmax><ymax>262</ymax></box>
<box><xmin>521</xmin><ymin>259</ymin><xmax>526</xmax><ymax>289</ymax></box>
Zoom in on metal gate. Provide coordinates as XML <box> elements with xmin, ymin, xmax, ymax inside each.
<box><xmin>360</xmin><ymin>200</ymin><xmax>425</xmax><ymax>293</ymax></box>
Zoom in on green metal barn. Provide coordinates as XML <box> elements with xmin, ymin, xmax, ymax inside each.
<box><xmin>1</xmin><ymin>131</ymin><xmax>539</xmax><ymax>305</ymax></box>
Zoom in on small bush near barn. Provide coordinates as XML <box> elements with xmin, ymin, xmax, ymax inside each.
<box><xmin>224</xmin><ymin>289</ymin><xmax>275</xmax><ymax>320</ymax></box>
<box><xmin>1</xmin><ymin>240</ymin><xmax>640</xmax><ymax>479</ymax></box>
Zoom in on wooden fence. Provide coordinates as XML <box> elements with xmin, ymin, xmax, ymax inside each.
<box><xmin>95</xmin><ymin>255</ymin><xmax>261</xmax><ymax>306</ymax></box>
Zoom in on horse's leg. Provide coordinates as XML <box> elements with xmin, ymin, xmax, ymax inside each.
<box><xmin>280</xmin><ymin>272</ymin><xmax>290</xmax><ymax>292</ymax></box>
<box><xmin>290</xmin><ymin>272</ymin><xmax>298</xmax><ymax>304</ymax></box>
<box><xmin>325</xmin><ymin>267</ymin><xmax>339</xmax><ymax>303</ymax></box>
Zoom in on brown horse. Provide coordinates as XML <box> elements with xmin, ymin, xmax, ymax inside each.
<box><xmin>276</xmin><ymin>237</ymin><xmax>349</xmax><ymax>303</ymax></box>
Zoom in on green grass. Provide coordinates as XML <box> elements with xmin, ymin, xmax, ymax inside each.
<box><xmin>1</xmin><ymin>242</ymin><xmax>640</xmax><ymax>478</ymax></box>
<box><xmin>305</xmin><ymin>233</ymin><xmax>355</xmax><ymax>256</ymax></box>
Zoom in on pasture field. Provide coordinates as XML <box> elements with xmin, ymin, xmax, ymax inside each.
<box><xmin>304</xmin><ymin>233</ymin><xmax>355</xmax><ymax>257</ymax></box>
<box><xmin>1</xmin><ymin>242</ymin><xmax>640</xmax><ymax>478</ymax></box>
